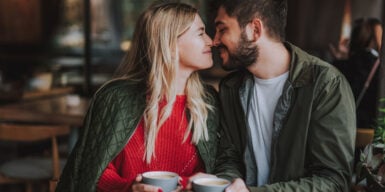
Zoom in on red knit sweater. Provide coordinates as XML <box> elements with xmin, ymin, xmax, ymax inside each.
<box><xmin>97</xmin><ymin>96</ymin><xmax>204</xmax><ymax>191</ymax></box>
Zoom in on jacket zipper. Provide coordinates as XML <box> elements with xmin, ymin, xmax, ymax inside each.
<box><xmin>241</xmin><ymin>78</ymin><xmax>259</xmax><ymax>183</ymax></box>
<box><xmin>268</xmin><ymin>82</ymin><xmax>294</xmax><ymax>183</ymax></box>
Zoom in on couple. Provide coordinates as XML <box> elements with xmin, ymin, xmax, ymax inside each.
<box><xmin>56</xmin><ymin>0</ymin><xmax>356</xmax><ymax>192</ymax></box>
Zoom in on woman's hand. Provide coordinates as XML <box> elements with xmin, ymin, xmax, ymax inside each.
<box><xmin>131</xmin><ymin>174</ymin><xmax>163</xmax><ymax>192</ymax></box>
<box><xmin>225</xmin><ymin>178</ymin><xmax>249</xmax><ymax>192</ymax></box>
<box><xmin>131</xmin><ymin>174</ymin><xmax>183</xmax><ymax>192</ymax></box>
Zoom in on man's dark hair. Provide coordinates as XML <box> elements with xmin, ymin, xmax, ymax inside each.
<box><xmin>211</xmin><ymin>0</ymin><xmax>287</xmax><ymax>41</ymax></box>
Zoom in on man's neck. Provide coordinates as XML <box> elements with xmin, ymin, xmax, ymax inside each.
<box><xmin>247</xmin><ymin>41</ymin><xmax>290</xmax><ymax>79</ymax></box>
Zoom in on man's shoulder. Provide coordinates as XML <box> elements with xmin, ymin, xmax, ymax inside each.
<box><xmin>288</xmin><ymin>43</ymin><xmax>344</xmax><ymax>84</ymax></box>
<box><xmin>219</xmin><ymin>70</ymin><xmax>247</xmax><ymax>89</ymax></box>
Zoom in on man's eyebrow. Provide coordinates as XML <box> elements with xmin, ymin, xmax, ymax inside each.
<box><xmin>215</xmin><ymin>21</ymin><xmax>225</xmax><ymax>27</ymax></box>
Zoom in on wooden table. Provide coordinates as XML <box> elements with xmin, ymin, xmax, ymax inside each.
<box><xmin>0</xmin><ymin>94</ymin><xmax>89</xmax><ymax>151</ymax></box>
<box><xmin>22</xmin><ymin>87</ymin><xmax>75</xmax><ymax>100</ymax></box>
<box><xmin>0</xmin><ymin>94</ymin><xmax>89</xmax><ymax>127</ymax></box>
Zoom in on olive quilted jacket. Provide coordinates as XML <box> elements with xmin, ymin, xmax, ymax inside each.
<box><xmin>56</xmin><ymin>79</ymin><xmax>221</xmax><ymax>192</ymax></box>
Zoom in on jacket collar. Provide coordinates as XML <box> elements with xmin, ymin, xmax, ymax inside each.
<box><xmin>223</xmin><ymin>42</ymin><xmax>315</xmax><ymax>89</ymax></box>
<box><xmin>285</xmin><ymin>42</ymin><xmax>314</xmax><ymax>88</ymax></box>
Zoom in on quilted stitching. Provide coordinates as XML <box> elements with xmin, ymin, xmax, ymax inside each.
<box><xmin>56</xmin><ymin>80</ymin><xmax>220</xmax><ymax>192</ymax></box>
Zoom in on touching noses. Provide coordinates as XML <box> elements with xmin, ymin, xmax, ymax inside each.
<box><xmin>205</xmin><ymin>34</ymin><xmax>213</xmax><ymax>47</ymax></box>
<box><xmin>213</xmin><ymin>33</ymin><xmax>221</xmax><ymax>47</ymax></box>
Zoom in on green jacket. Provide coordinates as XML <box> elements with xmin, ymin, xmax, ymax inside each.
<box><xmin>214</xmin><ymin>43</ymin><xmax>356</xmax><ymax>192</ymax></box>
<box><xmin>56</xmin><ymin>79</ymin><xmax>221</xmax><ymax>192</ymax></box>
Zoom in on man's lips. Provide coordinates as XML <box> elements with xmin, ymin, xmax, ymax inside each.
<box><xmin>216</xmin><ymin>45</ymin><xmax>227</xmax><ymax>53</ymax></box>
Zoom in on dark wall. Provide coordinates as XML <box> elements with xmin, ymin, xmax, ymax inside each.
<box><xmin>351</xmin><ymin>0</ymin><xmax>383</xmax><ymax>22</ymax></box>
<box><xmin>286</xmin><ymin>0</ymin><xmax>384</xmax><ymax>62</ymax></box>
<box><xmin>0</xmin><ymin>0</ymin><xmax>63</xmax><ymax>83</ymax></box>
<box><xmin>286</xmin><ymin>0</ymin><xmax>345</xmax><ymax>60</ymax></box>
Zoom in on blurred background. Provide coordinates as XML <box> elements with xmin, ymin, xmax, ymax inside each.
<box><xmin>0</xmin><ymin>0</ymin><xmax>384</xmax><ymax>191</ymax></box>
<box><xmin>0</xmin><ymin>0</ymin><xmax>383</xmax><ymax>97</ymax></box>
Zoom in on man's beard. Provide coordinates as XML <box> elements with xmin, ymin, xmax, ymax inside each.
<box><xmin>221</xmin><ymin>31</ymin><xmax>259</xmax><ymax>71</ymax></box>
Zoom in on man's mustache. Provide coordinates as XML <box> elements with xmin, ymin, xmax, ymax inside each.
<box><xmin>215</xmin><ymin>44</ymin><xmax>227</xmax><ymax>50</ymax></box>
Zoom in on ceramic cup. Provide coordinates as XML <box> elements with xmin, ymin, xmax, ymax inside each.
<box><xmin>66</xmin><ymin>94</ymin><xmax>80</xmax><ymax>107</ymax></box>
<box><xmin>142</xmin><ymin>171</ymin><xmax>179</xmax><ymax>192</ymax></box>
<box><xmin>192</xmin><ymin>177</ymin><xmax>230</xmax><ymax>192</ymax></box>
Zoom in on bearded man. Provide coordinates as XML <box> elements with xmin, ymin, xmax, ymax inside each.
<box><xmin>212</xmin><ymin>0</ymin><xmax>356</xmax><ymax>192</ymax></box>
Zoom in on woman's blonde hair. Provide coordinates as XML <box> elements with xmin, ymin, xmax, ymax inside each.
<box><xmin>115</xmin><ymin>2</ymin><xmax>212</xmax><ymax>163</ymax></box>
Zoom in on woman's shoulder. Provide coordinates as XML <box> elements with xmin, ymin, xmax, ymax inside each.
<box><xmin>89</xmin><ymin>78</ymin><xmax>146</xmax><ymax>107</ymax></box>
<box><xmin>202</xmin><ymin>83</ymin><xmax>219</xmax><ymax>105</ymax></box>
<box><xmin>203</xmin><ymin>83</ymin><xmax>217</xmax><ymax>94</ymax></box>
<box><xmin>94</xmin><ymin>78</ymin><xmax>146</xmax><ymax>97</ymax></box>
<box><xmin>203</xmin><ymin>83</ymin><xmax>219</xmax><ymax>98</ymax></box>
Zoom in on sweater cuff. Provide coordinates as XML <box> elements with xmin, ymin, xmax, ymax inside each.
<box><xmin>180</xmin><ymin>176</ymin><xmax>189</xmax><ymax>189</ymax></box>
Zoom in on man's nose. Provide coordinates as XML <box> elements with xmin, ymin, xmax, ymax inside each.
<box><xmin>213</xmin><ymin>33</ymin><xmax>221</xmax><ymax>47</ymax></box>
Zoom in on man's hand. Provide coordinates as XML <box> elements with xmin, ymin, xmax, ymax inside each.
<box><xmin>184</xmin><ymin>172</ymin><xmax>217</xmax><ymax>191</ymax></box>
<box><xmin>225</xmin><ymin>178</ymin><xmax>249</xmax><ymax>192</ymax></box>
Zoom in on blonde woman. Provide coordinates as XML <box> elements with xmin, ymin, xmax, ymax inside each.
<box><xmin>56</xmin><ymin>2</ymin><xmax>220</xmax><ymax>192</ymax></box>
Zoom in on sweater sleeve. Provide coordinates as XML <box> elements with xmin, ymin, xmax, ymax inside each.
<box><xmin>97</xmin><ymin>160</ymin><xmax>132</xmax><ymax>192</ymax></box>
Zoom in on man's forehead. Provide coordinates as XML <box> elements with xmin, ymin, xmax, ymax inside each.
<box><xmin>215</xmin><ymin>6</ymin><xmax>231</xmax><ymax>25</ymax></box>
<box><xmin>215</xmin><ymin>6</ymin><xmax>238</xmax><ymax>27</ymax></box>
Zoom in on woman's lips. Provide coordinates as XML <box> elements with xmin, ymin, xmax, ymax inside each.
<box><xmin>203</xmin><ymin>50</ymin><xmax>212</xmax><ymax>54</ymax></box>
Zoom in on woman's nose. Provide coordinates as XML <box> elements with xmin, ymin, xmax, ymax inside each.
<box><xmin>205</xmin><ymin>34</ymin><xmax>213</xmax><ymax>46</ymax></box>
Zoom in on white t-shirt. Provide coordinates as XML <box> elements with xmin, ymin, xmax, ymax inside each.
<box><xmin>248</xmin><ymin>72</ymin><xmax>288</xmax><ymax>185</ymax></box>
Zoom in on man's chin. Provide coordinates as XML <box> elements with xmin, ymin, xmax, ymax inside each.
<box><xmin>220</xmin><ymin>62</ymin><xmax>240</xmax><ymax>71</ymax></box>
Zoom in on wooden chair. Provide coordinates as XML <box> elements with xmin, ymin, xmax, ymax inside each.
<box><xmin>356</xmin><ymin>128</ymin><xmax>375</xmax><ymax>148</ymax></box>
<box><xmin>0</xmin><ymin>123</ymin><xmax>70</xmax><ymax>192</ymax></box>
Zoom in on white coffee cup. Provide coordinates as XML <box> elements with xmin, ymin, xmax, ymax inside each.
<box><xmin>192</xmin><ymin>177</ymin><xmax>230</xmax><ymax>192</ymax></box>
<box><xmin>66</xmin><ymin>94</ymin><xmax>80</xmax><ymax>107</ymax></box>
<box><xmin>142</xmin><ymin>171</ymin><xmax>179</xmax><ymax>192</ymax></box>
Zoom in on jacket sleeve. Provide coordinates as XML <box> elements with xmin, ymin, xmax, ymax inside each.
<box><xmin>201</xmin><ymin>85</ymin><xmax>226</xmax><ymax>174</ymax></box>
<box><xmin>214</xmin><ymin>117</ymin><xmax>245</xmax><ymax>181</ymax></box>
<box><xmin>55</xmin><ymin>95</ymin><xmax>97</xmax><ymax>192</ymax></box>
<box><xmin>214</xmin><ymin>79</ymin><xmax>246</xmax><ymax>181</ymax></box>
<box><xmin>251</xmin><ymin>75</ymin><xmax>356</xmax><ymax>192</ymax></box>
<box><xmin>56</xmin><ymin>80</ymin><xmax>145</xmax><ymax>192</ymax></box>
<box><xmin>56</xmin><ymin>87</ymin><xmax>126</xmax><ymax>192</ymax></box>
